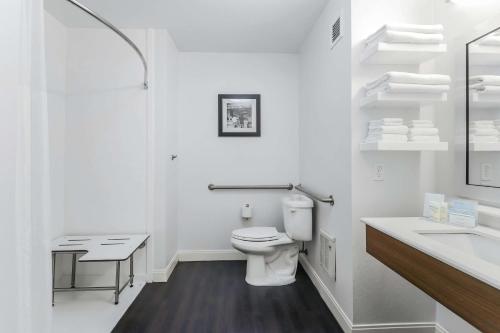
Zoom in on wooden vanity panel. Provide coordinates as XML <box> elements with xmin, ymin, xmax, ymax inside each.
<box><xmin>366</xmin><ymin>225</ymin><xmax>500</xmax><ymax>333</ymax></box>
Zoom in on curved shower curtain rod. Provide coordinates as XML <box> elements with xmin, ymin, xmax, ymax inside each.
<box><xmin>64</xmin><ymin>0</ymin><xmax>149</xmax><ymax>89</ymax></box>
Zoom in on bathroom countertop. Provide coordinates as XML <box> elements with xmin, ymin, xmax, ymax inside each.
<box><xmin>361</xmin><ymin>217</ymin><xmax>500</xmax><ymax>290</ymax></box>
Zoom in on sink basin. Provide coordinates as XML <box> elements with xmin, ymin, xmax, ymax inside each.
<box><xmin>419</xmin><ymin>231</ymin><xmax>500</xmax><ymax>266</ymax></box>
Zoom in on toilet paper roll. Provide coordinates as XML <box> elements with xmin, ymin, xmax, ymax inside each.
<box><xmin>242</xmin><ymin>204</ymin><xmax>252</xmax><ymax>219</ymax></box>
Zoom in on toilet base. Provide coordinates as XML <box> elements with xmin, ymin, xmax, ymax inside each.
<box><xmin>244</xmin><ymin>243</ymin><xmax>299</xmax><ymax>287</ymax></box>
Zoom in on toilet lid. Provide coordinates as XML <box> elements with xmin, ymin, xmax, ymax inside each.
<box><xmin>232</xmin><ymin>227</ymin><xmax>279</xmax><ymax>242</ymax></box>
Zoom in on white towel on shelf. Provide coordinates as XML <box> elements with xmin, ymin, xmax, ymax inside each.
<box><xmin>477</xmin><ymin>35</ymin><xmax>500</xmax><ymax>46</ymax></box>
<box><xmin>366</xmin><ymin>24</ymin><xmax>444</xmax><ymax>45</ymax></box>
<box><xmin>408</xmin><ymin>120</ymin><xmax>434</xmax><ymax>128</ymax></box>
<box><xmin>409</xmin><ymin>119</ymin><xmax>433</xmax><ymax>123</ymax></box>
<box><xmin>366</xmin><ymin>82</ymin><xmax>450</xmax><ymax>96</ymax></box>
<box><xmin>409</xmin><ymin>135</ymin><xmax>440</xmax><ymax>143</ymax></box>
<box><xmin>471</xmin><ymin>120</ymin><xmax>494</xmax><ymax>125</ymax></box>
<box><xmin>470</xmin><ymin>135</ymin><xmax>499</xmax><ymax>143</ymax></box>
<box><xmin>409</xmin><ymin>128</ymin><xmax>439</xmax><ymax>136</ymax></box>
<box><xmin>365</xmin><ymin>72</ymin><xmax>451</xmax><ymax>90</ymax></box>
<box><xmin>470</xmin><ymin>128</ymin><xmax>499</xmax><ymax>136</ymax></box>
<box><xmin>364</xmin><ymin>134</ymin><xmax>408</xmax><ymax>143</ymax></box>
<box><xmin>470</xmin><ymin>85</ymin><xmax>500</xmax><ymax>95</ymax></box>
<box><xmin>369</xmin><ymin>118</ymin><xmax>404</xmax><ymax>126</ymax></box>
<box><xmin>469</xmin><ymin>75</ymin><xmax>500</xmax><ymax>86</ymax></box>
<box><xmin>368</xmin><ymin>125</ymin><xmax>409</xmax><ymax>135</ymax></box>
<box><xmin>370</xmin><ymin>23</ymin><xmax>444</xmax><ymax>36</ymax></box>
<box><xmin>366</xmin><ymin>30</ymin><xmax>444</xmax><ymax>47</ymax></box>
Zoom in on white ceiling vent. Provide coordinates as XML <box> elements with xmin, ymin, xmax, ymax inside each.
<box><xmin>330</xmin><ymin>15</ymin><xmax>343</xmax><ymax>49</ymax></box>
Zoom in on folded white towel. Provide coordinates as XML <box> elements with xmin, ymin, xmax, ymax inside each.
<box><xmin>408</xmin><ymin>124</ymin><xmax>435</xmax><ymax>128</ymax></box>
<box><xmin>470</xmin><ymin>122</ymin><xmax>493</xmax><ymax>130</ymax></box>
<box><xmin>365</xmin><ymin>72</ymin><xmax>451</xmax><ymax>90</ymax></box>
<box><xmin>408</xmin><ymin>135</ymin><xmax>440</xmax><ymax>143</ymax></box>
<box><xmin>366</xmin><ymin>24</ymin><xmax>444</xmax><ymax>45</ymax></box>
<box><xmin>470</xmin><ymin>128</ymin><xmax>500</xmax><ymax>136</ymax></box>
<box><xmin>366</xmin><ymin>30</ymin><xmax>444</xmax><ymax>47</ymax></box>
<box><xmin>366</xmin><ymin>82</ymin><xmax>450</xmax><ymax>96</ymax></box>
<box><xmin>471</xmin><ymin>120</ymin><xmax>494</xmax><ymax>125</ymax></box>
<box><xmin>369</xmin><ymin>118</ymin><xmax>404</xmax><ymax>126</ymax></box>
<box><xmin>408</xmin><ymin>120</ymin><xmax>434</xmax><ymax>127</ymax></box>
<box><xmin>409</xmin><ymin>128</ymin><xmax>439</xmax><ymax>136</ymax></box>
<box><xmin>477</xmin><ymin>35</ymin><xmax>500</xmax><ymax>46</ymax></box>
<box><xmin>469</xmin><ymin>75</ymin><xmax>500</xmax><ymax>86</ymax></box>
<box><xmin>470</xmin><ymin>135</ymin><xmax>499</xmax><ymax>143</ymax></box>
<box><xmin>471</xmin><ymin>126</ymin><xmax>495</xmax><ymax>131</ymax></box>
<box><xmin>368</xmin><ymin>125</ymin><xmax>409</xmax><ymax>135</ymax></box>
<box><xmin>364</xmin><ymin>134</ymin><xmax>408</xmax><ymax>143</ymax></box>
<box><xmin>470</xmin><ymin>85</ymin><xmax>500</xmax><ymax>95</ymax></box>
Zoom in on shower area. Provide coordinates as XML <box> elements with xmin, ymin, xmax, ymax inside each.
<box><xmin>44</xmin><ymin>0</ymin><xmax>179</xmax><ymax>312</ymax></box>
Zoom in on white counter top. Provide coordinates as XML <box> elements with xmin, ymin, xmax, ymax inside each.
<box><xmin>361</xmin><ymin>217</ymin><xmax>500</xmax><ymax>290</ymax></box>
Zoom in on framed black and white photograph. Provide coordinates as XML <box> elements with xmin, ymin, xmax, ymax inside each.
<box><xmin>218</xmin><ymin>94</ymin><xmax>261</xmax><ymax>137</ymax></box>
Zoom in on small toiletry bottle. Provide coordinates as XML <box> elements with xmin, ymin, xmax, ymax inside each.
<box><xmin>440</xmin><ymin>202</ymin><xmax>448</xmax><ymax>223</ymax></box>
<box><xmin>430</xmin><ymin>201</ymin><xmax>442</xmax><ymax>222</ymax></box>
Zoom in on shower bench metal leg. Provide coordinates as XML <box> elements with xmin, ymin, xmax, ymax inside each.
<box><xmin>52</xmin><ymin>252</ymin><xmax>135</xmax><ymax>306</ymax></box>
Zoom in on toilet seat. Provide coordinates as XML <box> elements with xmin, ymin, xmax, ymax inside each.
<box><xmin>232</xmin><ymin>227</ymin><xmax>279</xmax><ymax>242</ymax></box>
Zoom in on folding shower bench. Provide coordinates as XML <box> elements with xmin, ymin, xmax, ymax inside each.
<box><xmin>51</xmin><ymin>234</ymin><xmax>149</xmax><ymax>305</ymax></box>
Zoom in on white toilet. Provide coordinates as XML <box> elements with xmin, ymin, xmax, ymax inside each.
<box><xmin>231</xmin><ymin>194</ymin><xmax>313</xmax><ymax>286</ymax></box>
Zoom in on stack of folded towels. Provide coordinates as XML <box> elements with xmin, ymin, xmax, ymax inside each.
<box><xmin>495</xmin><ymin>119</ymin><xmax>500</xmax><ymax>133</ymax></box>
<box><xmin>469</xmin><ymin>75</ymin><xmax>500</xmax><ymax>95</ymax></box>
<box><xmin>408</xmin><ymin>120</ymin><xmax>440</xmax><ymax>143</ymax></box>
<box><xmin>365</xmin><ymin>23</ymin><xmax>445</xmax><ymax>49</ymax></box>
<box><xmin>476</xmin><ymin>32</ymin><xmax>500</xmax><ymax>47</ymax></box>
<box><xmin>364</xmin><ymin>118</ymin><xmax>408</xmax><ymax>143</ymax></box>
<box><xmin>469</xmin><ymin>120</ymin><xmax>499</xmax><ymax>143</ymax></box>
<box><xmin>365</xmin><ymin>72</ymin><xmax>451</xmax><ymax>97</ymax></box>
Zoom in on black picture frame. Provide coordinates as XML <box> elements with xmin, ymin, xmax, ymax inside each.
<box><xmin>466</xmin><ymin>26</ymin><xmax>500</xmax><ymax>188</ymax></box>
<box><xmin>218</xmin><ymin>94</ymin><xmax>261</xmax><ymax>137</ymax></box>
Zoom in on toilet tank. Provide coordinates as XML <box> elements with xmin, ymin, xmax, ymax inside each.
<box><xmin>282</xmin><ymin>194</ymin><xmax>314</xmax><ymax>241</ymax></box>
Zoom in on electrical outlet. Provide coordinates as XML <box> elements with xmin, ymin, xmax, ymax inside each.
<box><xmin>374</xmin><ymin>164</ymin><xmax>384</xmax><ymax>181</ymax></box>
<box><xmin>481</xmin><ymin>163</ymin><xmax>493</xmax><ymax>181</ymax></box>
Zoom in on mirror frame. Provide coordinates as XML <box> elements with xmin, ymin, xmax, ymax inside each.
<box><xmin>466</xmin><ymin>26</ymin><xmax>500</xmax><ymax>188</ymax></box>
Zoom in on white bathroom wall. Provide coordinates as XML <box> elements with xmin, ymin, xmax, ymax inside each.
<box><xmin>177</xmin><ymin>52</ymin><xmax>300</xmax><ymax>250</ymax></box>
<box><xmin>152</xmin><ymin>30</ymin><xmax>179</xmax><ymax>271</ymax></box>
<box><xmin>63</xmin><ymin>28</ymin><xmax>149</xmax><ymax>277</ymax></box>
<box><xmin>45</xmin><ymin>12</ymin><xmax>67</xmax><ymax>239</ymax></box>
<box><xmin>65</xmin><ymin>28</ymin><xmax>148</xmax><ymax>235</ymax></box>
<box><xmin>432</xmin><ymin>2</ymin><xmax>500</xmax><ymax>332</ymax></box>
<box><xmin>1</xmin><ymin>2</ymin><xmax>25</xmax><ymax>330</ymax></box>
<box><xmin>351</xmin><ymin>0</ymin><xmax>437</xmax><ymax>326</ymax></box>
<box><xmin>298</xmin><ymin>0</ymin><xmax>354</xmax><ymax>322</ymax></box>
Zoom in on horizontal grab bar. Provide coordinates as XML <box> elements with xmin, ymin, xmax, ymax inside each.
<box><xmin>295</xmin><ymin>184</ymin><xmax>334</xmax><ymax>206</ymax></box>
<box><xmin>208</xmin><ymin>184</ymin><xmax>294</xmax><ymax>191</ymax></box>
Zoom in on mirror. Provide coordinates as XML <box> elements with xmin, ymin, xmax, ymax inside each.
<box><xmin>466</xmin><ymin>27</ymin><xmax>500</xmax><ymax>187</ymax></box>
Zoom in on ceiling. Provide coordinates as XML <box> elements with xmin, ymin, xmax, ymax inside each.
<box><xmin>44</xmin><ymin>0</ymin><xmax>328</xmax><ymax>53</ymax></box>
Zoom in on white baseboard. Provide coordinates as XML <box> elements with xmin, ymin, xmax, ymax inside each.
<box><xmin>353</xmin><ymin>323</ymin><xmax>436</xmax><ymax>333</ymax></box>
<box><xmin>434</xmin><ymin>324</ymin><xmax>449</xmax><ymax>333</ymax></box>
<box><xmin>299</xmin><ymin>254</ymin><xmax>353</xmax><ymax>333</ymax></box>
<box><xmin>152</xmin><ymin>253</ymin><xmax>178</xmax><ymax>282</ymax></box>
<box><xmin>177</xmin><ymin>249</ymin><xmax>246</xmax><ymax>262</ymax></box>
<box><xmin>298</xmin><ymin>254</ymin><xmax>439</xmax><ymax>333</ymax></box>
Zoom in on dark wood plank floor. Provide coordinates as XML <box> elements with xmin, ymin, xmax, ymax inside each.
<box><xmin>113</xmin><ymin>261</ymin><xmax>343</xmax><ymax>333</ymax></box>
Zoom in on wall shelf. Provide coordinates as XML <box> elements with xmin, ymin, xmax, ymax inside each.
<box><xmin>360</xmin><ymin>141</ymin><xmax>448</xmax><ymax>151</ymax></box>
<box><xmin>470</xmin><ymin>92</ymin><xmax>500</xmax><ymax>108</ymax></box>
<box><xmin>469</xmin><ymin>45</ymin><xmax>500</xmax><ymax>66</ymax></box>
<box><xmin>361</xmin><ymin>43</ymin><xmax>447</xmax><ymax>65</ymax></box>
<box><xmin>360</xmin><ymin>92</ymin><xmax>448</xmax><ymax>109</ymax></box>
<box><xmin>469</xmin><ymin>142</ymin><xmax>500</xmax><ymax>151</ymax></box>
